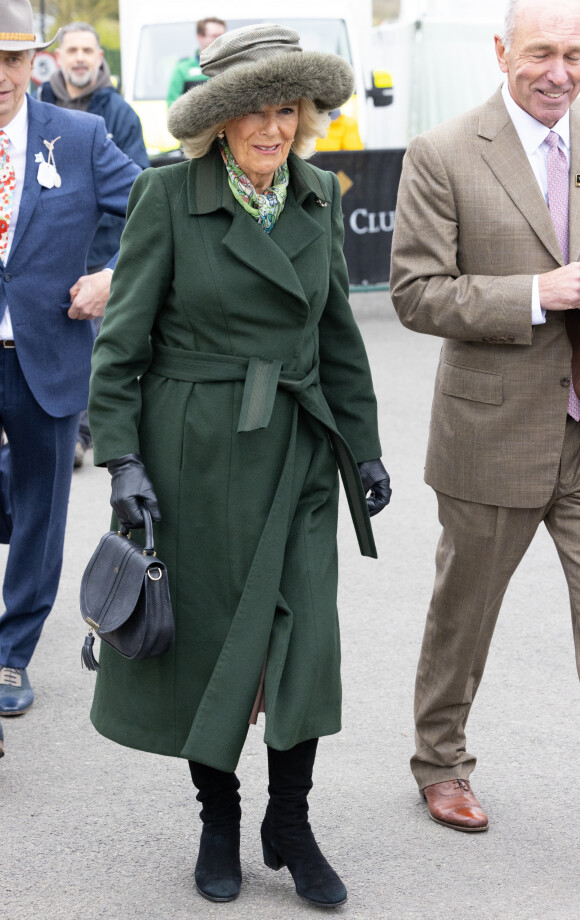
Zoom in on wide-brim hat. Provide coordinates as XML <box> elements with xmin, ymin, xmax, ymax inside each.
<box><xmin>0</xmin><ymin>0</ymin><xmax>59</xmax><ymax>51</ymax></box>
<box><xmin>168</xmin><ymin>22</ymin><xmax>355</xmax><ymax>142</ymax></box>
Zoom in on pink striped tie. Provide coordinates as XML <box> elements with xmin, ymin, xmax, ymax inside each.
<box><xmin>546</xmin><ymin>130</ymin><xmax>580</xmax><ymax>420</ymax></box>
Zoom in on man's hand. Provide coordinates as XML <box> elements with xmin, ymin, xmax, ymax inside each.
<box><xmin>68</xmin><ymin>270</ymin><xmax>112</xmax><ymax>320</ymax></box>
<box><xmin>539</xmin><ymin>262</ymin><xmax>580</xmax><ymax>311</ymax></box>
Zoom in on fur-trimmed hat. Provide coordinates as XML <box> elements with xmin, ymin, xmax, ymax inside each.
<box><xmin>168</xmin><ymin>23</ymin><xmax>355</xmax><ymax>142</ymax></box>
<box><xmin>0</xmin><ymin>0</ymin><xmax>59</xmax><ymax>51</ymax></box>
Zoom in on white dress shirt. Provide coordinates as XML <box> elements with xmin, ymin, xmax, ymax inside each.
<box><xmin>502</xmin><ymin>81</ymin><xmax>570</xmax><ymax>325</ymax></box>
<box><xmin>0</xmin><ymin>96</ymin><xmax>28</xmax><ymax>341</ymax></box>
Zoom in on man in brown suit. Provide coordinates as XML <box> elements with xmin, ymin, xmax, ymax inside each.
<box><xmin>390</xmin><ymin>0</ymin><xmax>580</xmax><ymax>831</ymax></box>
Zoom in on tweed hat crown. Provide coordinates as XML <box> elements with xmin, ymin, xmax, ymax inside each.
<box><xmin>168</xmin><ymin>22</ymin><xmax>355</xmax><ymax>142</ymax></box>
<box><xmin>0</xmin><ymin>0</ymin><xmax>59</xmax><ymax>51</ymax></box>
<box><xmin>200</xmin><ymin>23</ymin><xmax>302</xmax><ymax>76</ymax></box>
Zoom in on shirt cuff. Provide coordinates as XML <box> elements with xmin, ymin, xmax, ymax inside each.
<box><xmin>532</xmin><ymin>275</ymin><xmax>547</xmax><ymax>325</ymax></box>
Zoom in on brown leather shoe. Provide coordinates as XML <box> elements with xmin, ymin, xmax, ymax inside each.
<box><xmin>423</xmin><ymin>779</ymin><xmax>488</xmax><ymax>832</ymax></box>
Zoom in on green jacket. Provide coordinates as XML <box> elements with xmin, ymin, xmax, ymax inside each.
<box><xmin>88</xmin><ymin>148</ymin><xmax>382</xmax><ymax>771</ymax></box>
<box><xmin>166</xmin><ymin>51</ymin><xmax>208</xmax><ymax>107</ymax></box>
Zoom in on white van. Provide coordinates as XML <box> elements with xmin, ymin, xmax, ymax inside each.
<box><xmin>119</xmin><ymin>0</ymin><xmax>393</xmax><ymax>155</ymax></box>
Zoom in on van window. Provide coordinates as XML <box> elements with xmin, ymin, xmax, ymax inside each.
<box><xmin>134</xmin><ymin>18</ymin><xmax>352</xmax><ymax>100</ymax></box>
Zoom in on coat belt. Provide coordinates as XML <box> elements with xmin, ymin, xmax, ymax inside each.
<box><xmin>149</xmin><ymin>343</ymin><xmax>377</xmax><ymax>558</ymax></box>
<box><xmin>149</xmin><ymin>344</ymin><xmax>320</xmax><ymax>432</ymax></box>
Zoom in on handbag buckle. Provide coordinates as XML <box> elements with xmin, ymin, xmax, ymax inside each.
<box><xmin>147</xmin><ymin>566</ymin><xmax>162</xmax><ymax>581</ymax></box>
<box><xmin>85</xmin><ymin>617</ymin><xmax>100</xmax><ymax>631</ymax></box>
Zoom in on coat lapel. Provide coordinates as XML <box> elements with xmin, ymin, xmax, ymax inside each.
<box><xmin>270</xmin><ymin>153</ymin><xmax>326</xmax><ymax>263</ymax></box>
<box><xmin>479</xmin><ymin>90</ymin><xmax>564</xmax><ymax>265</ymax></box>
<box><xmin>9</xmin><ymin>96</ymin><xmax>52</xmax><ymax>261</ymax></box>
<box><xmin>569</xmin><ymin>104</ymin><xmax>580</xmax><ymax>263</ymax></box>
<box><xmin>188</xmin><ymin>148</ymin><xmax>325</xmax><ymax>306</ymax></box>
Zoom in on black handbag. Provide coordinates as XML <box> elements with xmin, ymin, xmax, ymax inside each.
<box><xmin>80</xmin><ymin>508</ymin><xmax>174</xmax><ymax>670</ymax></box>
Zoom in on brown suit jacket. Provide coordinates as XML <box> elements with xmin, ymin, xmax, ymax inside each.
<box><xmin>390</xmin><ymin>87</ymin><xmax>580</xmax><ymax>508</ymax></box>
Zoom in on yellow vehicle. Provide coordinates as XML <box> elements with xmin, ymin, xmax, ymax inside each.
<box><xmin>119</xmin><ymin>0</ymin><xmax>393</xmax><ymax>156</ymax></box>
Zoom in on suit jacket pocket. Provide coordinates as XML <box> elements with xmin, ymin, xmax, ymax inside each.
<box><xmin>440</xmin><ymin>362</ymin><xmax>502</xmax><ymax>405</ymax></box>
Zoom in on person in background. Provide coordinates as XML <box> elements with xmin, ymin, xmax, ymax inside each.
<box><xmin>0</xmin><ymin>0</ymin><xmax>140</xmax><ymax>722</ymax></box>
<box><xmin>88</xmin><ymin>23</ymin><xmax>390</xmax><ymax>908</ymax></box>
<box><xmin>166</xmin><ymin>16</ymin><xmax>226</xmax><ymax>107</ymax></box>
<box><xmin>315</xmin><ymin>108</ymin><xmax>363</xmax><ymax>151</ymax></box>
<box><xmin>40</xmin><ymin>22</ymin><xmax>149</xmax><ymax>469</ymax></box>
<box><xmin>390</xmin><ymin>0</ymin><xmax>580</xmax><ymax>832</ymax></box>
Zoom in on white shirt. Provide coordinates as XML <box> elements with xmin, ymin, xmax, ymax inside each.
<box><xmin>0</xmin><ymin>96</ymin><xmax>29</xmax><ymax>341</ymax></box>
<box><xmin>501</xmin><ymin>81</ymin><xmax>570</xmax><ymax>325</ymax></box>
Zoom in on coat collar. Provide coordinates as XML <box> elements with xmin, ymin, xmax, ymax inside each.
<box><xmin>478</xmin><ymin>87</ymin><xmax>580</xmax><ymax>265</ymax></box>
<box><xmin>187</xmin><ymin>147</ymin><xmax>327</xmax><ymax>306</ymax></box>
<box><xmin>187</xmin><ymin>145</ymin><xmax>330</xmax><ymax>213</ymax></box>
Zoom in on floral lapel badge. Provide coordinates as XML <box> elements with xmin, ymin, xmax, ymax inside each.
<box><xmin>36</xmin><ymin>136</ymin><xmax>62</xmax><ymax>189</ymax></box>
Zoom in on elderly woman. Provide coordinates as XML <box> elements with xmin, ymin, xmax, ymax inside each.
<box><xmin>88</xmin><ymin>23</ymin><xmax>390</xmax><ymax>909</ymax></box>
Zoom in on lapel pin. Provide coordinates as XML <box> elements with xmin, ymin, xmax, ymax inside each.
<box><xmin>315</xmin><ymin>199</ymin><xmax>328</xmax><ymax>208</ymax></box>
<box><xmin>36</xmin><ymin>136</ymin><xmax>62</xmax><ymax>189</ymax></box>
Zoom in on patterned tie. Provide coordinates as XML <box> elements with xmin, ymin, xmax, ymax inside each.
<box><xmin>0</xmin><ymin>131</ymin><xmax>15</xmax><ymax>266</ymax></box>
<box><xmin>546</xmin><ymin>130</ymin><xmax>580</xmax><ymax>420</ymax></box>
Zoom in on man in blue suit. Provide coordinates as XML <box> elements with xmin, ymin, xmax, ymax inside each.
<box><xmin>40</xmin><ymin>21</ymin><xmax>150</xmax><ymax>468</ymax></box>
<box><xmin>0</xmin><ymin>0</ymin><xmax>141</xmax><ymax>721</ymax></box>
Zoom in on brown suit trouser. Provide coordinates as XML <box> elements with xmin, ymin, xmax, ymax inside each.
<box><xmin>412</xmin><ymin>416</ymin><xmax>580</xmax><ymax>790</ymax></box>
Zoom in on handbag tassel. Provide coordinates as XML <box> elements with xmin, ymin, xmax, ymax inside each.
<box><xmin>81</xmin><ymin>629</ymin><xmax>100</xmax><ymax>671</ymax></box>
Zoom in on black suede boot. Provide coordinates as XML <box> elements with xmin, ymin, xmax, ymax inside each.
<box><xmin>188</xmin><ymin>760</ymin><xmax>242</xmax><ymax>902</ymax></box>
<box><xmin>260</xmin><ymin>739</ymin><xmax>347</xmax><ymax>907</ymax></box>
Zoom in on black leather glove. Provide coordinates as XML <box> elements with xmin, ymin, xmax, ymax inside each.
<box><xmin>358</xmin><ymin>458</ymin><xmax>392</xmax><ymax>517</ymax></box>
<box><xmin>107</xmin><ymin>453</ymin><xmax>161</xmax><ymax>529</ymax></box>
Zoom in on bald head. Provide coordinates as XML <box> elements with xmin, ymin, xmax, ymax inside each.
<box><xmin>502</xmin><ymin>0</ymin><xmax>580</xmax><ymax>50</ymax></box>
<box><xmin>495</xmin><ymin>0</ymin><xmax>580</xmax><ymax>126</ymax></box>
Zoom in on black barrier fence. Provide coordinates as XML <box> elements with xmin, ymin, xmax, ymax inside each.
<box><xmin>310</xmin><ymin>150</ymin><xmax>405</xmax><ymax>287</ymax></box>
<box><xmin>150</xmin><ymin>148</ymin><xmax>405</xmax><ymax>288</ymax></box>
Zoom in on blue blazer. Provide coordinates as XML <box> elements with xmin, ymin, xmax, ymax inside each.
<box><xmin>40</xmin><ymin>81</ymin><xmax>150</xmax><ymax>269</ymax></box>
<box><xmin>0</xmin><ymin>96</ymin><xmax>141</xmax><ymax>418</ymax></box>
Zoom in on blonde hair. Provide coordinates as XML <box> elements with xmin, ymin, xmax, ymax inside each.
<box><xmin>181</xmin><ymin>98</ymin><xmax>331</xmax><ymax>160</ymax></box>
<box><xmin>294</xmin><ymin>98</ymin><xmax>331</xmax><ymax>157</ymax></box>
<box><xmin>182</xmin><ymin>124</ymin><xmax>224</xmax><ymax>159</ymax></box>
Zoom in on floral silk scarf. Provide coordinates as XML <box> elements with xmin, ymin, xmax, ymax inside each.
<box><xmin>219</xmin><ymin>138</ymin><xmax>289</xmax><ymax>233</ymax></box>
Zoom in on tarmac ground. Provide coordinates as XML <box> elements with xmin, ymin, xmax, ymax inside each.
<box><xmin>1</xmin><ymin>292</ymin><xmax>579</xmax><ymax>919</ymax></box>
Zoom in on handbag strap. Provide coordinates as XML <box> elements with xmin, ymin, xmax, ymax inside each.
<box><xmin>119</xmin><ymin>507</ymin><xmax>156</xmax><ymax>556</ymax></box>
<box><xmin>142</xmin><ymin>508</ymin><xmax>155</xmax><ymax>555</ymax></box>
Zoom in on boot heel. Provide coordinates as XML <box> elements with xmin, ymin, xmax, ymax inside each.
<box><xmin>261</xmin><ymin>828</ymin><xmax>285</xmax><ymax>871</ymax></box>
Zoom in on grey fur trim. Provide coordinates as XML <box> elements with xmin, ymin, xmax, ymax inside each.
<box><xmin>168</xmin><ymin>51</ymin><xmax>354</xmax><ymax>141</ymax></box>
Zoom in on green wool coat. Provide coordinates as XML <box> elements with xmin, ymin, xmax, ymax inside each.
<box><xmin>88</xmin><ymin>147</ymin><xmax>382</xmax><ymax>772</ymax></box>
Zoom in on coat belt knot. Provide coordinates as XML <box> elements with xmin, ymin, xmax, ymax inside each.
<box><xmin>149</xmin><ymin>344</ymin><xmax>320</xmax><ymax>431</ymax></box>
<box><xmin>148</xmin><ymin>343</ymin><xmax>376</xmax><ymax>558</ymax></box>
